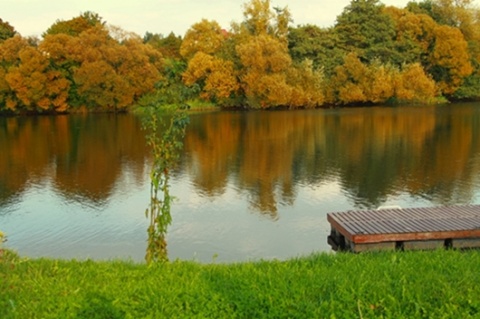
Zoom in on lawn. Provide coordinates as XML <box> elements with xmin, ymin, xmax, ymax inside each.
<box><xmin>1</xmin><ymin>249</ymin><xmax>479</xmax><ymax>318</ymax></box>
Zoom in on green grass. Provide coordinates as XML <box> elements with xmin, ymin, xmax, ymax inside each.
<box><xmin>184</xmin><ymin>99</ymin><xmax>219</xmax><ymax>111</ymax></box>
<box><xmin>1</xmin><ymin>249</ymin><xmax>480</xmax><ymax>318</ymax></box>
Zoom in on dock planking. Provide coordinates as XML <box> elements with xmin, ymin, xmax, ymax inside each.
<box><xmin>327</xmin><ymin>205</ymin><xmax>480</xmax><ymax>252</ymax></box>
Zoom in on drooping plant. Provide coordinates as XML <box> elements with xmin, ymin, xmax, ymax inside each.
<box><xmin>143</xmin><ymin>105</ymin><xmax>189</xmax><ymax>264</ymax></box>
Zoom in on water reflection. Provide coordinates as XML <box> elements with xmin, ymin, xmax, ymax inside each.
<box><xmin>2</xmin><ymin>105</ymin><xmax>480</xmax><ymax>214</ymax></box>
<box><xmin>0</xmin><ymin>114</ymin><xmax>148</xmax><ymax>210</ymax></box>
<box><xmin>2</xmin><ymin>104</ymin><xmax>480</xmax><ymax>261</ymax></box>
<box><xmin>182</xmin><ymin>104</ymin><xmax>480</xmax><ymax>212</ymax></box>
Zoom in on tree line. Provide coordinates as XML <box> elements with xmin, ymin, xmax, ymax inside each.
<box><xmin>0</xmin><ymin>0</ymin><xmax>479</xmax><ymax>113</ymax></box>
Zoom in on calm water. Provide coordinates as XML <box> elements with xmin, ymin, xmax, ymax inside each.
<box><xmin>2</xmin><ymin>103</ymin><xmax>480</xmax><ymax>262</ymax></box>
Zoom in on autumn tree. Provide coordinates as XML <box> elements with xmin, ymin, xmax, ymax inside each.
<box><xmin>0</xmin><ymin>35</ymin><xmax>69</xmax><ymax>112</ymax></box>
<box><xmin>394</xmin><ymin>63</ymin><xmax>437</xmax><ymax>102</ymax></box>
<box><xmin>237</xmin><ymin>34</ymin><xmax>292</xmax><ymax>107</ymax></box>
<box><xmin>421</xmin><ymin>0</ymin><xmax>480</xmax><ymax>99</ymax></box>
<box><xmin>386</xmin><ymin>6</ymin><xmax>473</xmax><ymax>96</ymax></box>
<box><xmin>327</xmin><ymin>53</ymin><xmax>371</xmax><ymax>104</ymax></box>
<box><xmin>234</xmin><ymin>0</ymin><xmax>324</xmax><ymax>108</ymax></box>
<box><xmin>182</xmin><ymin>52</ymin><xmax>238</xmax><ymax>102</ymax></box>
<box><xmin>0</xmin><ymin>36</ymin><xmax>27</xmax><ymax>111</ymax></box>
<box><xmin>180</xmin><ymin>19</ymin><xmax>226</xmax><ymax>59</ymax></box>
<box><xmin>429</xmin><ymin>23</ymin><xmax>472</xmax><ymax>94</ymax></box>
<box><xmin>39</xmin><ymin>33</ymin><xmax>80</xmax><ymax>106</ymax></box>
<box><xmin>327</xmin><ymin>53</ymin><xmax>436</xmax><ymax>105</ymax></box>
<box><xmin>5</xmin><ymin>45</ymin><xmax>69</xmax><ymax>112</ymax></box>
<box><xmin>122</xmin><ymin>38</ymin><xmax>164</xmax><ymax>95</ymax></box>
<box><xmin>287</xmin><ymin>59</ymin><xmax>324</xmax><ymax>108</ymax></box>
<box><xmin>0</xmin><ymin>12</ymin><xmax>164</xmax><ymax>114</ymax></box>
<box><xmin>412</xmin><ymin>0</ymin><xmax>479</xmax><ymax>40</ymax></box>
<box><xmin>70</xmin><ymin>26</ymin><xmax>162</xmax><ymax>111</ymax></box>
<box><xmin>180</xmin><ymin>19</ymin><xmax>239</xmax><ymax>106</ymax></box>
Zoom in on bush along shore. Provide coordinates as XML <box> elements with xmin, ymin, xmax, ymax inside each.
<box><xmin>1</xmin><ymin>249</ymin><xmax>480</xmax><ymax>318</ymax></box>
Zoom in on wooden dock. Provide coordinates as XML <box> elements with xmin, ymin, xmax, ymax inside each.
<box><xmin>327</xmin><ymin>205</ymin><xmax>480</xmax><ymax>252</ymax></box>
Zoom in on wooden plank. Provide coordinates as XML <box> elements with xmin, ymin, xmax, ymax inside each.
<box><xmin>352</xmin><ymin>229</ymin><xmax>480</xmax><ymax>244</ymax></box>
<box><xmin>326</xmin><ymin>214</ymin><xmax>355</xmax><ymax>242</ymax></box>
<box><xmin>326</xmin><ymin>205</ymin><xmax>480</xmax><ymax>246</ymax></box>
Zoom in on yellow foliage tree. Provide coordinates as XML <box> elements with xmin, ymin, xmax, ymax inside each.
<box><xmin>118</xmin><ymin>38</ymin><xmax>163</xmax><ymax>102</ymax></box>
<box><xmin>430</xmin><ymin>24</ymin><xmax>473</xmax><ymax>94</ymax></box>
<box><xmin>180</xmin><ymin>19</ymin><xmax>226</xmax><ymax>59</ymax></box>
<box><xmin>365</xmin><ymin>62</ymin><xmax>396</xmax><ymax>103</ymax></box>
<box><xmin>394</xmin><ymin>63</ymin><xmax>437</xmax><ymax>103</ymax></box>
<box><xmin>183</xmin><ymin>52</ymin><xmax>239</xmax><ymax>101</ymax></box>
<box><xmin>385</xmin><ymin>6</ymin><xmax>472</xmax><ymax>95</ymax></box>
<box><xmin>236</xmin><ymin>34</ymin><xmax>292</xmax><ymax>107</ymax></box>
<box><xmin>433</xmin><ymin>0</ymin><xmax>479</xmax><ymax>41</ymax></box>
<box><xmin>242</xmin><ymin>0</ymin><xmax>274</xmax><ymax>36</ymax></box>
<box><xmin>181</xmin><ymin>0</ymin><xmax>323</xmax><ymax>109</ymax></box>
<box><xmin>327</xmin><ymin>53</ymin><xmax>369</xmax><ymax>105</ymax></box>
<box><xmin>328</xmin><ymin>52</ymin><xmax>438</xmax><ymax>105</ymax></box>
<box><xmin>181</xmin><ymin>19</ymin><xmax>239</xmax><ymax>104</ymax></box>
<box><xmin>66</xmin><ymin>26</ymin><xmax>162</xmax><ymax>111</ymax></box>
<box><xmin>0</xmin><ymin>36</ymin><xmax>30</xmax><ymax>111</ymax></box>
<box><xmin>287</xmin><ymin>60</ymin><xmax>324</xmax><ymax>108</ymax></box>
<box><xmin>41</xmin><ymin>27</ymin><xmax>163</xmax><ymax>112</ymax></box>
<box><xmin>0</xmin><ymin>36</ymin><xmax>69</xmax><ymax>112</ymax></box>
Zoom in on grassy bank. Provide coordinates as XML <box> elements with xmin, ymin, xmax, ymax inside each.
<box><xmin>1</xmin><ymin>249</ymin><xmax>479</xmax><ymax>318</ymax></box>
<box><xmin>131</xmin><ymin>99</ymin><xmax>219</xmax><ymax>116</ymax></box>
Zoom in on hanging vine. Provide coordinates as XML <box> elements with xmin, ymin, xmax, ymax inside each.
<box><xmin>143</xmin><ymin>106</ymin><xmax>189</xmax><ymax>264</ymax></box>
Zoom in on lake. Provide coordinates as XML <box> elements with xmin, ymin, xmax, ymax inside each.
<box><xmin>2</xmin><ymin>103</ymin><xmax>480</xmax><ymax>263</ymax></box>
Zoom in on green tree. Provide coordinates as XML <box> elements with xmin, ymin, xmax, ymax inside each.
<box><xmin>288</xmin><ymin>25</ymin><xmax>344</xmax><ymax>76</ymax></box>
<box><xmin>334</xmin><ymin>0</ymin><xmax>399</xmax><ymax>64</ymax></box>
<box><xmin>43</xmin><ymin>11</ymin><xmax>104</xmax><ymax>37</ymax></box>
<box><xmin>0</xmin><ymin>19</ymin><xmax>15</xmax><ymax>41</ymax></box>
<box><xmin>144</xmin><ymin>31</ymin><xmax>183</xmax><ymax>59</ymax></box>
